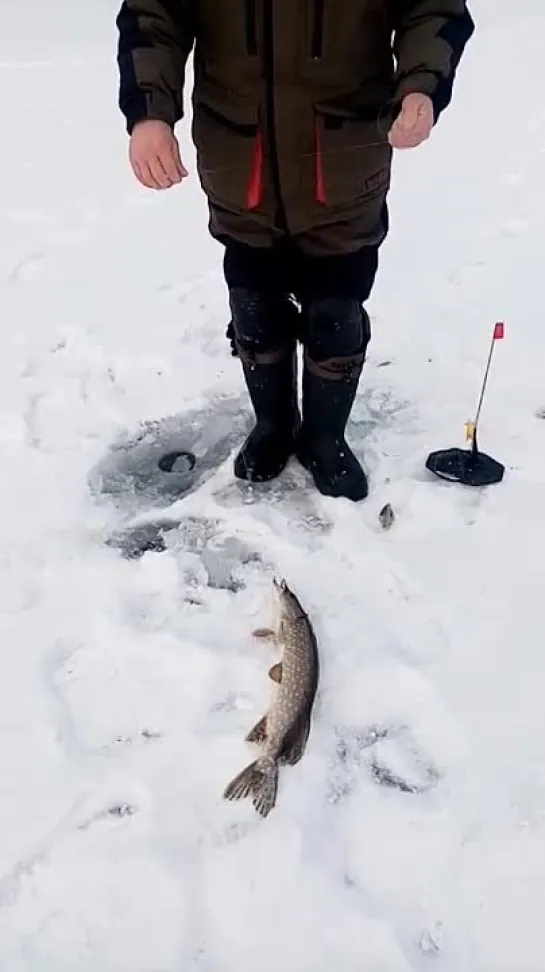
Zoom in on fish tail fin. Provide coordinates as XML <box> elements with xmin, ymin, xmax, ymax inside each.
<box><xmin>223</xmin><ymin>759</ymin><xmax>279</xmax><ymax>818</ymax></box>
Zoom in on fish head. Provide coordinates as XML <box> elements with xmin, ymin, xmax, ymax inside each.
<box><xmin>271</xmin><ymin>577</ymin><xmax>287</xmax><ymax>627</ymax></box>
<box><xmin>274</xmin><ymin>577</ymin><xmax>304</xmax><ymax>623</ymax></box>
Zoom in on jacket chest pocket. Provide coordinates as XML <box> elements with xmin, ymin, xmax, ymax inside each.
<box><xmin>197</xmin><ymin>0</ymin><xmax>259</xmax><ymax>57</ymax></box>
<box><xmin>304</xmin><ymin>0</ymin><xmax>389</xmax><ymax>66</ymax></box>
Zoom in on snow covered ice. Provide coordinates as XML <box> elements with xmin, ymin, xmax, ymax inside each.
<box><xmin>2</xmin><ymin>1</ymin><xmax>545</xmax><ymax>969</ymax></box>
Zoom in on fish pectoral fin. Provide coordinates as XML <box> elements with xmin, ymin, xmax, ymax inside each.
<box><xmin>268</xmin><ymin>662</ymin><xmax>283</xmax><ymax>684</ymax></box>
<box><xmin>245</xmin><ymin>714</ymin><xmax>267</xmax><ymax>744</ymax></box>
<box><xmin>278</xmin><ymin>711</ymin><xmax>311</xmax><ymax>766</ymax></box>
<box><xmin>252</xmin><ymin>627</ymin><xmax>276</xmax><ymax>641</ymax></box>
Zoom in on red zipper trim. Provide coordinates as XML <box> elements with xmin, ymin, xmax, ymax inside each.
<box><xmin>246</xmin><ymin>128</ymin><xmax>264</xmax><ymax>209</ymax></box>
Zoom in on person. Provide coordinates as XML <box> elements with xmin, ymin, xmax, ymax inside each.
<box><xmin>115</xmin><ymin>0</ymin><xmax>474</xmax><ymax>502</ymax></box>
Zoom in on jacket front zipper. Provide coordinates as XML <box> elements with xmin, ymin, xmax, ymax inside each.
<box><xmin>263</xmin><ymin>0</ymin><xmax>288</xmax><ymax>230</ymax></box>
<box><xmin>244</xmin><ymin>0</ymin><xmax>257</xmax><ymax>55</ymax></box>
<box><xmin>311</xmin><ymin>0</ymin><xmax>325</xmax><ymax>59</ymax></box>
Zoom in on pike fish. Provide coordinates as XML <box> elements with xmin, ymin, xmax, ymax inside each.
<box><xmin>223</xmin><ymin>577</ymin><xmax>319</xmax><ymax>818</ymax></box>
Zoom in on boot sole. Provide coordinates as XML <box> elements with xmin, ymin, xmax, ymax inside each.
<box><xmin>234</xmin><ymin>455</ymin><xmax>292</xmax><ymax>483</ymax></box>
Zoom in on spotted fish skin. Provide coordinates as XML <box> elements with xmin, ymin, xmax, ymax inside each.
<box><xmin>223</xmin><ymin>578</ymin><xmax>319</xmax><ymax>817</ymax></box>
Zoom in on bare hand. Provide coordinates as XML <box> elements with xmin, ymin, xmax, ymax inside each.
<box><xmin>388</xmin><ymin>93</ymin><xmax>434</xmax><ymax>150</ymax></box>
<box><xmin>129</xmin><ymin>120</ymin><xmax>188</xmax><ymax>189</ymax></box>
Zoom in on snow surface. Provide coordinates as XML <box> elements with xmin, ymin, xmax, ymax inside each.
<box><xmin>1</xmin><ymin>1</ymin><xmax>545</xmax><ymax>969</ymax></box>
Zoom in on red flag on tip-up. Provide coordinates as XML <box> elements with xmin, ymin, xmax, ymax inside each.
<box><xmin>425</xmin><ymin>319</ymin><xmax>506</xmax><ymax>487</ymax></box>
<box><xmin>493</xmin><ymin>321</ymin><xmax>505</xmax><ymax>340</ymax></box>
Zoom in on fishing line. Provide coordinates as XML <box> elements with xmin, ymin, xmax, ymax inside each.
<box><xmin>196</xmin><ymin>106</ymin><xmax>397</xmax><ymax>177</ymax></box>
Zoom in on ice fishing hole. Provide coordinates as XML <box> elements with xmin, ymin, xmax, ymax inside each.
<box><xmin>157</xmin><ymin>450</ymin><xmax>197</xmax><ymax>474</ymax></box>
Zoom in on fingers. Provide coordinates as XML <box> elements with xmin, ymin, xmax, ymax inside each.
<box><xmin>132</xmin><ymin>152</ymin><xmax>184</xmax><ymax>190</ymax></box>
<box><xmin>387</xmin><ymin>94</ymin><xmax>434</xmax><ymax>150</ymax></box>
<box><xmin>388</xmin><ymin>125</ymin><xmax>430</xmax><ymax>149</ymax></box>
<box><xmin>132</xmin><ymin>160</ymin><xmax>157</xmax><ymax>189</ymax></box>
<box><xmin>151</xmin><ymin>145</ymin><xmax>187</xmax><ymax>186</ymax></box>
<box><xmin>388</xmin><ymin>112</ymin><xmax>428</xmax><ymax>149</ymax></box>
<box><xmin>149</xmin><ymin>154</ymin><xmax>176</xmax><ymax>189</ymax></box>
<box><xmin>170</xmin><ymin>138</ymin><xmax>189</xmax><ymax>181</ymax></box>
<box><xmin>128</xmin><ymin>120</ymin><xmax>188</xmax><ymax>190</ymax></box>
<box><xmin>398</xmin><ymin>99</ymin><xmax>421</xmax><ymax>132</ymax></box>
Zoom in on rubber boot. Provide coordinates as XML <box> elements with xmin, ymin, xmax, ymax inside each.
<box><xmin>234</xmin><ymin>345</ymin><xmax>300</xmax><ymax>481</ymax></box>
<box><xmin>229</xmin><ymin>288</ymin><xmax>301</xmax><ymax>483</ymax></box>
<box><xmin>295</xmin><ymin>303</ymin><xmax>370</xmax><ymax>501</ymax></box>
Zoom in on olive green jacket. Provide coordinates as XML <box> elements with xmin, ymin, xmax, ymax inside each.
<box><xmin>117</xmin><ymin>0</ymin><xmax>474</xmax><ymax>253</ymax></box>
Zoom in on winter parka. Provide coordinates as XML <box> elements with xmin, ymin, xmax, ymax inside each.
<box><xmin>116</xmin><ymin>0</ymin><xmax>474</xmax><ymax>255</ymax></box>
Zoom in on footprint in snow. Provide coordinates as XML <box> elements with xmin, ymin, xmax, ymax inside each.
<box><xmin>213</xmin><ymin>464</ymin><xmax>332</xmax><ymax>541</ymax></box>
<box><xmin>327</xmin><ymin>724</ymin><xmax>440</xmax><ymax>804</ymax></box>
<box><xmin>77</xmin><ymin>803</ymin><xmax>139</xmax><ymax>831</ymax></box>
<box><xmin>106</xmin><ymin>513</ymin><xmax>267</xmax><ymax>595</ymax></box>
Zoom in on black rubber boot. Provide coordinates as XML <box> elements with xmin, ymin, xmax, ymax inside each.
<box><xmin>229</xmin><ymin>288</ymin><xmax>301</xmax><ymax>483</ymax></box>
<box><xmin>234</xmin><ymin>345</ymin><xmax>300</xmax><ymax>481</ymax></box>
<box><xmin>295</xmin><ymin>299</ymin><xmax>370</xmax><ymax>501</ymax></box>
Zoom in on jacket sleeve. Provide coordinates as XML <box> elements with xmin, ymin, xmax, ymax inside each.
<box><xmin>392</xmin><ymin>0</ymin><xmax>475</xmax><ymax>122</ymax></box>
<box><xmin>116</xmin><ymin>0</ymin><xmax>195</xmax><ymax>134</ymax></box>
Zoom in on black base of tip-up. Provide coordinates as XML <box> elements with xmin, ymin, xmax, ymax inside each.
<box><xmin>425</xmin><ymin>444</ymin><xmax>505</xmax><ymax>487</ymax></box>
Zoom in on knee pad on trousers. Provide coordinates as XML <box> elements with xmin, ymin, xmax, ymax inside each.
<box><xmin>303</xmin><ymin>297</ymin><xmax>371</xmax><ymax>362</ymax></box>
<box><xmin>228</xmin><ymin>287</ymin><xmax>300</xmax><ymax>355</ymax></box>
